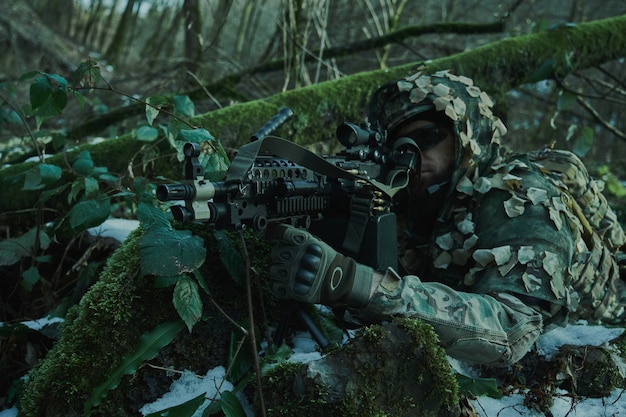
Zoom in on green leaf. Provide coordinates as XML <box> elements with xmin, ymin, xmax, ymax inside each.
<box><xmin>140</xmin><ymin>227</ymin><xmax>206</xmax><ymax>276</ymax></box>
<box><xmin>84</xmin><ymin>176</ymin><xmax>100</xmax><ymax>198</ymax></box>
<box><xmin>138</xmin><ymin>203</ymin><xmax>206</xmax><ymax>278</ymax></box>
<box><xmin>173</xmin><ymin>275</ymin><xmax>203</xmax><ymax>332</ymax></box>
<box><xmin>227</xmin><ymin>329</ymin><xmax>252</xmax><ymax>384</ymax></box>
<box><xmin>455</xmin><ymin>374</ymin><xmax>503</xmax><ymax>399</ymax></box>
<box><xmin>146</xmin><ymin>95</ymin><xmax>168</xmax><ymax>126</ymax></box>
<box><xmin>22</xmin><ymin>164</ymin><xmax>62</xmax><ymax>190</ymax></box>
<box><xmin>69</xmin><ymin>196</ymin><xmax>111</xmax><ymax>232</ymax></box>
<box><xmin>137</xmin><ymin>201</ymin><xmax>172</xmax><ymax>230</ymax></box>
<box><xmin>0</xmin><ymin>228</ymin><xmax>51</xmax><ymax>266</ymax></box>
<box><xmin>573</xmin><ymin>126</ymin><xmax>594</xmax><ymax>157</ymax></box>
<box><xmin>72</xmin><ymin>60</ymin><xmax>102</xmax><ymax>88</ymax></box>
<box><xmin>173</xmin><ymin>95</ymin><xmax>195</xmax><ymax>117</ymax></box>
<box><xmin>136</xmin><ymin>125</ymin><xmax>159</xmax><ymax>142</ymax></box>
<box><xmin>30</xmin><ymin>73</ymin><xmax>68</xmax><ymax>115</ymax></box>
<box><xmin>193</xmin><ymin>269</ymin><xmax>211</xmax><ymax>296</ymax></box>
<box><xmin>68</xmin><ymin>179</ymin><xmax>85</xmax><ymax>203</ymax></box>
<box><xmin>177</xmin><ymin>128</ymin><xmax>215</xmax><ymax>143</ymax></box>
<box><xmin>72</xmin><ymin>150</ymin><xmax>94</xmax><ymax>175</ymax></box>
<box><xmin>49</xmin><ymin>73</ymin><xmax>68</xmax><ymax>110</ymax></box>
<box><xmin>220</xmin><ymin>391</ymin><xmax>246</xmax><ymax>417</ymax></box>
<box><xmin>85</xmin><ymin>321</ymin><xmax>185</xmax><ymax>416</ymax></box>
<box><xmin>38</xmin><ymin>183</ymin><xmax>70</xmax><ymax>204</ymax></box>
<box><xmin>21</xmin><ymin>266</ymin><xmax>41</xmax><ymax>291</ymax></box>
<box><xmin>557</xmin><ymin>90</ymin><xmax>577</xmax><ymax>111</ymax></box>
<box><xmin>145</xmin><ymin>393</ymin><xmax>206</xmax><ymax>417</ymax></box>
<box><xmin>213</xmin><ymin>230</ymin><xmax>245</xmax><ymax>285</ymax></box>
<box><xmin>30</xmin><ymin>74</ymin><xmax>52</xmax><ymax>110</ymax></box>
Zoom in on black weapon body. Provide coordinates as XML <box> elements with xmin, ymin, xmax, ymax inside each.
<box><xmin>157</xmin><ymin>107</ymin><xmax>419</xmax><ymax>272</ymax></box>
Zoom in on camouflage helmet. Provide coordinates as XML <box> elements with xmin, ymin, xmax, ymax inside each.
<box><xmin>368</xmin><ymin>70</ymin><xmax>508</xmax><ymax>178</ymax></box>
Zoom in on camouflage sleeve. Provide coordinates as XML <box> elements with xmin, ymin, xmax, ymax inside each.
<box><xmin>360</xmin><ymin>271</ymin><xmax>543</xmax><ymax>366</ymax></box>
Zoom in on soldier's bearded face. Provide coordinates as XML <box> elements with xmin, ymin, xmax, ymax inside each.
<box><xmin>392</xmin><ymin>118</ymin><xmax>455</xmax><ymax>192</ymax></box>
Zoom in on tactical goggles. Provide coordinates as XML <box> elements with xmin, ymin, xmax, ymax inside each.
<box><xmin>400</xmin><ymin>125</ymin><xmax>450</xmax><ymax>151</ymax></box>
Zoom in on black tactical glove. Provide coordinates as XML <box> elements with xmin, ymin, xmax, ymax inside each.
<box><xmin>266</xmin><ymin>224</ymin><xmax>374</xmax><ymax>308</ymax></box>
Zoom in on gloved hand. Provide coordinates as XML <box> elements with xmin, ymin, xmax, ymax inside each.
<box><xmin>266</xmin><ymin>224</ymin><xmax>374</xmax><ymax>308</ymax></box>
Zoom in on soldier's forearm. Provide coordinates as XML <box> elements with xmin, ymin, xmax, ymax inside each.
<box><xmin>359</xmin><ymin>274</ymin><xmax>544</xmax><ymax>366</ymax></box>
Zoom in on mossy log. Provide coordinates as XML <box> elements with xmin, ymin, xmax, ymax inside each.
<box><xmin>2</xmin><ymin>14</ymin><xmax>626</xmax><ymax>221</ymax></box>
<box><xmin>261</xmin><ymin>319</ymin><xmax>459</xmax><ymax>417</ymax></box>
<box><xmin>18</xmin><ymin>224</ymin><xmax>460</xmax><ymax>417</ymax></box>
<box><xmin>17</xmin><ymin>225</ymin><xmax>275</xmax><ymax>416</ymax></box>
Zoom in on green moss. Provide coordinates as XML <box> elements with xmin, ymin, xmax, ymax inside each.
<box><xmin>260</xmin><ymin>319</ymin><xmax>458</xmax><ymax>417</ymax></box>
<box><xmin>19</xmin><ymin>228</ymin><xmax>160</xmax><ymax>417</ymax></box>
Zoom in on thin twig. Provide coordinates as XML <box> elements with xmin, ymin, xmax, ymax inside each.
<box><xmin>239</xmin><ymin>230</ymin><xmax>266</xmax><ymax>417</ymax></box>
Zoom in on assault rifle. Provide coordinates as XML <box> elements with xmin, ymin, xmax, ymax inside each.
<box><xmin>157</xmin><ymin>107</ymin><xmax>420</xmax><ymax>270</ymax></box>
<box><xmin>157</xmin><ymin>107</ymin><xmax>420</xmax><ymax>345</ymax></box>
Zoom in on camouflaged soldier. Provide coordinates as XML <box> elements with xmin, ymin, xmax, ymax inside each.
<box><xmin>267</xmin><ymin>70</ymin><xmax>626</xmax><ymax>366</ymax></box>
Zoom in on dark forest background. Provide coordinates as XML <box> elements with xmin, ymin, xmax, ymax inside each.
<box><xmin>2</xmin><ymin>1</ymin><xmax>626</xmax><ymax>414</ymax></box>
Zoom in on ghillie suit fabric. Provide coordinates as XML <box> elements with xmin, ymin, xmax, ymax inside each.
<box><xmin>359</xmin><ymin>70</ymin><xmax>626</xmax><ymax>367</ymax></box>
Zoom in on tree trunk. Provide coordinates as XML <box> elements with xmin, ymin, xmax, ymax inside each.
<box><xmin>183</xmin><ymin>0</ymin><xmax>203</xmax><ymax>77</ymax></box>
<box><xmin>105</xmin><ymin>0</ymin><xmax>137</xmax><ymax>65</ymax></box>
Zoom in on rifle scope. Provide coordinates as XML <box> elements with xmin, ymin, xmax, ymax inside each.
<box><xmin>336</xmin><ymin>122</ymin><xmax>385</xmax><ymax>147</ymax></box>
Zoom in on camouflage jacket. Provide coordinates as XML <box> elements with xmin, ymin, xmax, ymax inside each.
<box><xmin>359</xmin><ymin>71</ymin><xmax>625</xmax><ymax>366</ymax></box>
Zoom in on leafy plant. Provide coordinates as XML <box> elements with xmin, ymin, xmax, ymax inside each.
<box><xmin>0</xmin><ymin>59</ymin><xmax>240</xmax><ymax>413</ymax></box>
<box><xmin>84</xmin><ymin>320</ymin><xmax>186</xmax><ymax>416</ymax></box>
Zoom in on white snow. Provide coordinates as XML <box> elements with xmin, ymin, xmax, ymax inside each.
<box><xmin>87</xmin><ymin>218</ymin><xmax>140</xmax><ymax>242</ymax></box>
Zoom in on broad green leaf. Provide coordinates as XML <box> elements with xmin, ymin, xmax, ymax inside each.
<box><xmin>49</xmin><ymin>74</ymin><xmax>68</xmax><ymax>110</ymax></box>
<box><xmin>72</xmin><ymin>60</ymin><xmax>102</xmax><ymax>88</ymax></box>
<box><xmin>177</xmin><ymin>128</ymin><xmax>214</xmax><ymax>143</ymax></box>
<box><xmin>38</xmin><ymin>183</ymin><xmax>70</xmax><ymax>204</ymax></box>
<box><xmin>84</xmin><ymin>321</ymin><xmax>185</xmax><ymax>416</ymax></box>
<box><xmin>72</xmin><ymin>150</ymin><xmax>94</xmax><ymax>175</ymax></box>
<box><xmin>173</xmin><ymin>275</ymin><xmax>203</xmax><ymax>332</ymax></box>
<box><xmin>0</xmin><ymin>228</ymin><xmax>51</xmax><ymax>266</ymax></box>
<box><xmin>173</xmin><ymin>95</ymin><xmax>195</xmax><ymax>117</ymax></box>
<box><xmin>22</xmin><ymin>163</ymin><xmax>62</xmax><ymax>190</ymax></box>
<box><xmin>21</xmin><ymin>266</ymin><xmax>41</xmax><ymax>291</ymax></box>
<box><xmin>193</xmin><ymin>269</ymin><xmax>211</xmax><ymax>296</ymax></box>
<box><xmin>557</xmin><ymin>90</ymin><xmax>577</xmax><ymax>111</ymax></box>
<box><xmin>213</xmin><ymin>230</ymin><xmax>245</xmax><ymax>286</ymax></box>
<box><xmin>220</xmin><ymin>391</ymin><xmax>246</xmax><ymax>417</ymax></box>
<box><xmin>145</xmin><ymin>393</ymin><xmax>206</xmax><ymax>417</ymax></box>
<box><xmin>30</xmin><ymin>73</ymin><xmax>68</xmax><ymax>115</ymax></box>
<box><xmin>146</xmin><ymin>95</ymin><xmax>168</xmax><ymax>126</ymax></box>
<box><xmin>137</xmin><ymin>201</ymin><xmax>172</xmax><ymax>230</ymax></box>
<box><xmin>227</xmin><ymin>329</ymin><xmax>252</xmax><ymax>384</ymax></box>
<box><xmin>205</xmin><ymin>152</ymin><xmax>230</xmax><ymax>181</ymax></box>
<box><xmin>139</xmin><ymin>227</ymin><xmax>206</xmax><ymax>277</ymax></box>
<box><xmin>72</xmin><ymin>89</ymin><xmax>86</xmax><ymax>109</ymax></box>
<box><xmin>455</xmin><ymin>374</ymin><xmax>503</xmax><ymax>399</ymax></box>
<box><xmin>30</xmin><ymin>74</ymin><xmax>52</xmax><ymax>110</ymax></box>
<box><xmin>69</xmin><ymin>196</ymin><xmax>111</xmax><ymax>232</ymax></box>
<box><xmin>138</xmin><ymin>203</ymin><xmax>205</xmax><ymax>277</ymax></box>
<box><xmin>68</xmin><ymin>179</ymin><xmax>84</xmax><ymax>203</ymax></box>
<box><xmin>84</xmin><ymin>176</ymin><xmax>99</xmax><ymax>197</ymax></box>
<box><xmin>51</xmin><ymin>133</ymin><xmax>68</xmax><ymax>150</ymax></box>
<box><xmin>136</xmin><ymin>125</ymin><xmax>159</xmax><ymax>142</ymax></box>
<box><xmin>573</xmin><ymin>126</ymin><xmax>593</xmax><ymax>157</ymax></box>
